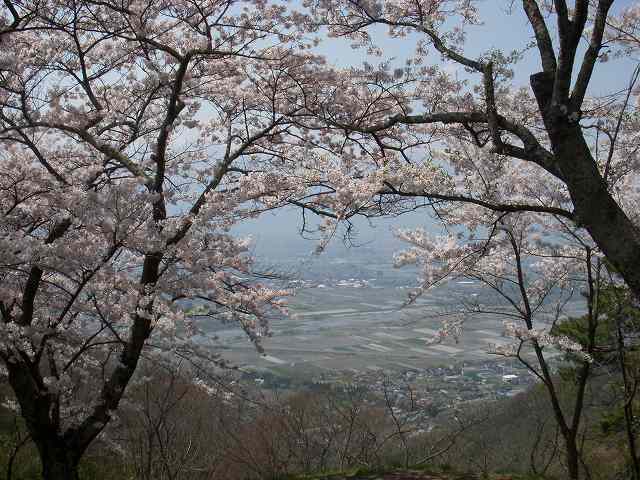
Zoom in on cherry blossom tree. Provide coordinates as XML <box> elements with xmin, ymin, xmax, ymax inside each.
<box><xmin>393</xmin><ymin>210</ymin><xmax>601</xmax><ymax>479</ymax></box>
<box><xmin>3</xmin><ymin>0</ymin><xmax>640</xmax><ymax>478</ymax></box>
<box><xmin>274</xmin><ymin>1</ymin><xmax>640</xmax><ymax>478</ymax></box>
<box><xmin>294</xmin><ymin>0</ymin><xmax>640</xmax><ymax>299</ymax></box>
<box><xmin>0</xmin><ymin>0</ymin><xmax>334</xmax><ymax>478</ymax></box>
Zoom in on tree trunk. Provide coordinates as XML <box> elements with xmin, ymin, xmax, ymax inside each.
<box><xmin>38</xmin><ymin>442</ymin><xmax>80</xmax><ymax>480</ymax></box>
<box><xmin>565</xmin><ymin>435</ymin><xmax>581</xmax><ymax>480</ymax></box>
<box><xmin>530</xmin><ymin>71</ymin><xmax>640</xmax><ymax>299</ymax></box>
<box><xmin>557</xmin><ymin>133</ymin><xmax>640</xmax><ymax>294</ymax></box>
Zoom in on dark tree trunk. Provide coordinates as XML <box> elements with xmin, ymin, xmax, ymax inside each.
<box><xmin>565</xmin><ymin>435</ymin><xmax>581</xmax><ymax>480</ymax></box>
<box><xmin>530</xmin><ymin>71</ymin><xmax>640</xmax><ymax>300</ymax></box>
<box><xmin>38</xmin><ymin>441</ymin><xmax>80</xmax><ymax>480</ymax></box>
<box><xmin>6</xmin><ymin>361</ymin><xmax>83</xmax><ymax>480</ymax></box>
<box><xmin>3</xmin><ymin>253</ymin><xmax>162</xmax><ymax>480</ymax></box>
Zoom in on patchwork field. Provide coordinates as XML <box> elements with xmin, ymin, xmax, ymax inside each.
<box><xmin>207</xmin><ymin>281</ymin><xmax>585</xmax><ymax>376</ymax></box>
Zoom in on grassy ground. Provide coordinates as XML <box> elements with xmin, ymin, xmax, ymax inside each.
<box><xmin>279</xmin><ymin>465</ymin><xmax>549</xmax><ymax>480</ymax></box>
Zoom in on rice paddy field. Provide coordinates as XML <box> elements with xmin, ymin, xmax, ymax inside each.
<box><xmin>205</xmin><ymin>274</ymin><xmax>586</xmax><ymax>378</ymax></box>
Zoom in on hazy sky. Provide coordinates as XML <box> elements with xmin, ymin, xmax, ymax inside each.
<box><xmin>238</xmin><ymin>0</ymin><xmax>639</xmax><ymax>259</ymax></box>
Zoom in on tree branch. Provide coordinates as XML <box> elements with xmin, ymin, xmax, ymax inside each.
<box><xmin>522</xmin><ymin>0</ymin><xmax>558</xmax><ymax>73</ymax></box>
<box><xmin>571</xmin><ymin>0</ymin><xmax>615</xmax><ymax>109</ymax></box>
